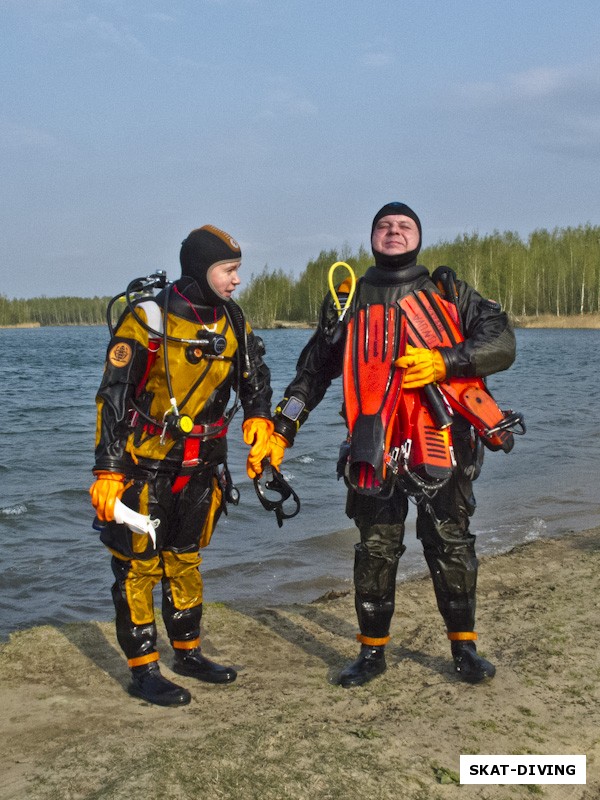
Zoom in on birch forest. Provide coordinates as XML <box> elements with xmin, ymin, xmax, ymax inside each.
<box><xmin>1</xmin><ymin>225</ymin><xmax>599</xmax><ymax>328</ymax></box>
<box><xmin>238</xmin><ymin>225</ymin><xmax>600</xmax><ymax>327</ymax></box>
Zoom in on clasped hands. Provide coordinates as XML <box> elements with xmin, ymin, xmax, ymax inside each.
<box><xmin>395</xmin><ymin>345</ymin><xmax>447</xmax><ymax>389</ymax></box>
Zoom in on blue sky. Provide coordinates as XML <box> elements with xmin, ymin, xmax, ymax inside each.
<box><xmin>2</xmin><ymin>0</ymin><xmax>599</xmax><ymax>298</ymax></box>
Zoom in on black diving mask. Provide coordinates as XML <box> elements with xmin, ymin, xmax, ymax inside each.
<box><xmin>253</xmin><ymin>463</ymin><xmax>301</xmax><ymax>528</ymax></box>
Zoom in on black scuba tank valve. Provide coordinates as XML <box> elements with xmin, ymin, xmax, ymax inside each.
<box><xmin>151</xmin><ymin>270</ymin><xmax>167</xmax><ymax>289</ymax></box>
<box><xmin>128</xmin><ymin>270</ymin><xmax>168</xmax><ymax>294</ymax></box>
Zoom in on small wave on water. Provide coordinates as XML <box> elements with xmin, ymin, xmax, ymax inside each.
<box><xmin>524</xmin><ymin>517</ymin><xmax>548</xmax><ymax>542</ymax></box>
<box><xmin>473</xmin><ymin>516</ymin><xmax>551</xmax><ymax>557</ymax></box>
<box><xmin>46</xmin><ymin>487</ymin><xmax>91</xmax><ymax>500</ymax></box>
<box><xmin>0</xmin><ymin>504</ymin><xmax>28</xmax><ymax>516</ymax></box>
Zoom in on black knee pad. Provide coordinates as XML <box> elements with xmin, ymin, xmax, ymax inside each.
<box><xmin>353</xmin><ymin>539</ymin><xmax>404</xmax><ymax>599</ymax></box>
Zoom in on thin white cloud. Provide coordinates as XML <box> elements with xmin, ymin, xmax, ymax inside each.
<box><xmin>262</xmin><ymin>88</ymin><xmax>318</xmax><ymax>118</ymax></box>
<box><xmin>512</xmin><ymin>66</ymin><xmax>572</xmax><ymax>98</ymax></box>
<box><xmin>456</xmin><ymin>62</ymin><xmax>600</xmax><ymax>107</ymax></box>
<box><xmin>0</xmin><ymin>121</ymin><xmax>59</xmax><ymax>150</ymax></box>
<box><xmin>82</xmin><ymin>13</ymin><xmax>146</xmax><ymax>55</ymax></box>
<box><xmin>4</xmin><ymin>2</ymin><xmax>148</xmax><ymax>56</ymax></box>
<box><xmin>146</xmin><ymin>12</ymin><xmax>175</xmax><ymax>23</ymax></box>
<box><xmin>451</xmin><ymin>61</ymin><xmax>600</xmax><ymax>157</ymax></box>
<box><xmin>360</xmin><ymin>51</ymin><xmax>394</xmax><ymax>68</ymax></box>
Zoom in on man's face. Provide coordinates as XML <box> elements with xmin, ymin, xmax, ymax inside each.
<box><xmin>371</xmin><ymin>214</ymin><xmax>420</xmax><ymax>256</ymax></box>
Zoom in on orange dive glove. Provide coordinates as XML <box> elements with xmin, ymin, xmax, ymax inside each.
<box><xmin>268</xmin><ymin>432</ymin><xmax>290</xmax><ymax>471</ymax></box>
<box><xmin>243</xmin><ymin>418</ymin><xmax>275</xmax><ymax>479</ymax></box>
<box><xmin>90</xmin><ymin>471</ymin><xmax>126</xmax><ymax>523</ymax></box>
<box><xmin>396</xmin><ymin>345</ymin><xmax>447</xmax><ymax>389</ymax></box>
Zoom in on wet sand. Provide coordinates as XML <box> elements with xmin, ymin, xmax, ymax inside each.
<box><xmin>1</xmin><ymin>527</ymin><xmax>599</xmax><ymax>800</ymax></box>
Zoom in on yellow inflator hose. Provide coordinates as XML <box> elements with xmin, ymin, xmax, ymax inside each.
<box><xmin>327</xmin><ymin>261</ymin><xmax>357</xmax><ymax>321</ymax></box>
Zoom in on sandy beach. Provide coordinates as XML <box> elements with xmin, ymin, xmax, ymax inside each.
<box><xmin>1</xmin><ymin>527</ymin><xmax>598</xmax><ymax>800</ymax></box>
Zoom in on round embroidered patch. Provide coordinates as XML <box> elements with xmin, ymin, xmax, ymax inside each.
<box><xmin>108</xmin><ymin>341</ymin><xmax>132</xmax><ymax>367</ymax></box>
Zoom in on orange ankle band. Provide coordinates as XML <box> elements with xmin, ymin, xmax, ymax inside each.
<box><xmin>128</xmin><ymin>651</ymin><xmax>160</xmax><ymax>668</ymax></box>
<box><xmin>172</xmin><ymin>637</ymin><xmax>201</xmax><ymax>650</ymax></box>
<box><xmin>357</xmin><ymin>634</ymin><xmax>390</xmax><ymax>647</ymax></box>
<box><xmin>447</xmin><ymin>631</ymin><xmax>478</xmax><ymax>641</ymax></box>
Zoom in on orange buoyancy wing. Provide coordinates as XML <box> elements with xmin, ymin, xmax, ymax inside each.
<box><xmin>398</xmin><ymin>389</ymin><xmax>455</xmax><ymax>488</ymax></box>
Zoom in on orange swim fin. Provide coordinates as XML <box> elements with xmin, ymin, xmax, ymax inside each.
<box><xmin>342</xmin><ymin>303</ymin><xmax>406</xmax><ymax>494</ymax></box>
<box><xmin>398</xmin><ymin>289</ymin><xmax>525</xmax><ymax>452</ymax></box>
<box><xmin>341</xmin><ymin>299</ymin><xmax>457</xmax><ymax>498</ymax></box>
<box><xmin>399</xmin><ymin>287</ymin><xmax>462</xmax><ymax>349</ymax></box>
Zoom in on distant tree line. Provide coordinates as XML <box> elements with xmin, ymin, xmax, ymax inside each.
<box><xmin>0</xmin><ymin>294</ymin><xmax>111</xmax><ymax>327</ymax></box>
<box><xmin>421</xmin><ymin>225</ymin><xmax>600</xmax><ymax>320</ymax></box>
<box><xmin>2</xmin><ymin>225</ymin><xmax>599</xmax><ymax>328</ymax></box>
<box><xmin>238</xmin><ymin>225</ymin><xmax>600</xmax><ymax>327</ymax></box>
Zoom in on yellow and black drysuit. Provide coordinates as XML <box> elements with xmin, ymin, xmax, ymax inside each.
<box><xmin>94</xmin><ymin>286</ymin><xmax>272</xmax><ymax>668</ymax></box>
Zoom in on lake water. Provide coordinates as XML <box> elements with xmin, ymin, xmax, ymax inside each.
<box><xmin>0</xmin><ymin>324</ymin><xmax>598</xmax><ymax>640</ymax></box>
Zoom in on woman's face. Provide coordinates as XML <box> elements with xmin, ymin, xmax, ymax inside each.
<box><xmin>208</xmin><ymin>261</ymin><xmax>242</xmax><ymax>301</ymax></box>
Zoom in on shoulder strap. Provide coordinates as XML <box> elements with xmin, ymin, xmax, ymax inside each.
<box><xmin>431</xmin><ymin>266</ymin><xmax>459</xmax><ymax>305</ymax></box>
<box><xmin>430</xmin><ymin>266</ymin><xmax>461</xmax><ymax>332</ymax></box>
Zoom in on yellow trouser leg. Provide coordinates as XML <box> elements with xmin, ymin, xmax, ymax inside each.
<box><xmin>162</xmin><ymin>550</ymin><xmax>204</xmax><ymax>646</ymax></box>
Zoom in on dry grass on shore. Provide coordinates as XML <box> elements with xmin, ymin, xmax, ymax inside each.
<box><xmin>513</xmin><ymin>313</ymin><xmax>600</xmax><ymax>329</ymax></box>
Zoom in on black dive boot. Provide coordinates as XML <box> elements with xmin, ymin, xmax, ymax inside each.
<box><xmin>451</xmin><ymin>641</ymin><xmax>496</xmax><ymax>684</ymax></box>
<box><xmin>129</xmin><ymin>663</ymin><xmax>192</xmax><ymax>706</ymax></box>
<box><xmin>172</xmin><ymin>648</ymin><xmax>237</xmax><ymax>684</ymax></box>
<box><xmin>338</xmin><ymin>645</ymin><xmax>386</xmax><ymax>688</ymax></box>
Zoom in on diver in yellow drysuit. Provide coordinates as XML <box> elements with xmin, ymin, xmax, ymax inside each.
<box><xmin>90</xmin><ymin>225</ymin><xmax>273</xmax><ymax>706</ymax></box>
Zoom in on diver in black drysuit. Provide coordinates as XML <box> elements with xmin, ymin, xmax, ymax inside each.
<box><xmin>271</xmin><ymin>202</ymin><xmax>516</xmax><ymax>687</ymax></box>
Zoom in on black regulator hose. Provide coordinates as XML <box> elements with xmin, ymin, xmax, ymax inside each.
<box><xmin>106</xmin><ymin>271</ymin><xmax>244</xmax><ymax>439</ymax></box>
